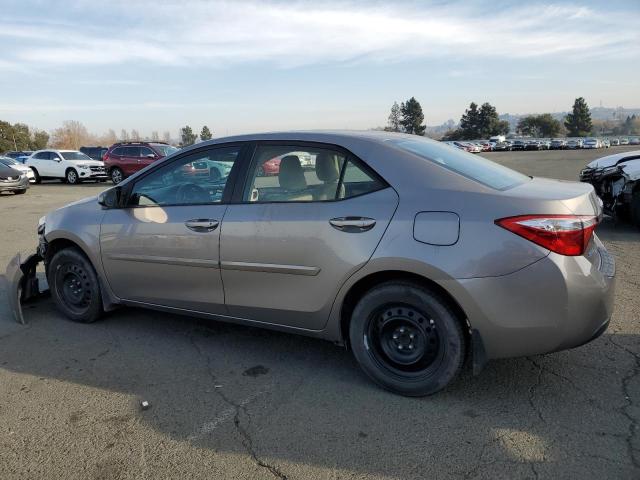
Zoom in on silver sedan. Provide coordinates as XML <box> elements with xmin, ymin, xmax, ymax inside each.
<box><xmin>6</xmin><ymin>131</ymin><xmax>615</xmax><ymax>396</ymax></box>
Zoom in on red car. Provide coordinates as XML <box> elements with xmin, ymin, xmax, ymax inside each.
<box><xmin>104</xmin><ymin>142</ymin><xmax>179</xmax><ymax>184</ymax></box>
<box><xmin>258</xmin><ymin>156</ymin><xmax>282</xmax><ymax>176</ymax></box>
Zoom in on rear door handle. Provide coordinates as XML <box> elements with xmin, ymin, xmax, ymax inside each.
<box><xmin>329</xmin><ymin>217</ymin><xmax>376</xmax><ymax>233</ymax></box>
<box><xmin>185</xmin><ymin>219</ymin><xmax>219</xmax><ymax>232</ymax></box>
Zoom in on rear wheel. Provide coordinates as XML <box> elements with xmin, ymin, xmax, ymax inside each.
<box><xmin>349</xmin><ymin>281</ymin><xmax>466</xmax><ymax>396</ymax></box>
<box><xmin>110</xmin><ymin>167</ymin><xmax>124</xmax><ymax>184</ymax></box>
<box><xmin>66</xmin><ymin>168</ymin><xmax>80</xmax><ymax>185</ymax></box>
<box><xmin>48</xmin><ymin>248</ymin><xmax>103</xmax><ymax>323</ymax></box>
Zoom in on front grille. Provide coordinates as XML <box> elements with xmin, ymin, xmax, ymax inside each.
<box><xmin>90</xmin><ymin>166</ymin><xmax>105</xmax><ymax>173</ymax></box>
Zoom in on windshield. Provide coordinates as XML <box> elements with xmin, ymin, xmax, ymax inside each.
<box><xmin>388</xmin><ymin>138</ymin><xmax>529</xmax><ymax>190</ymax></box>
<box><xmin>152</xmin><ymin>145</ymin><xmax>179</xmax><ymax>156</ymax></box>
<box><xmin>61</xmin><ymin>151</ymin><xmax>92</xmax><ymax>161</ymax></box>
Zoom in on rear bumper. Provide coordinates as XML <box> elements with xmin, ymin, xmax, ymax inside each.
<box><xmin>5</xmin><ymin>253</ymin><xmax>45</xmax><ymax>324</ymax></box>
<box><xmin>457</xmin><ymin>234</ymin><xmax>615</xmax><ymax>359</ymax></box>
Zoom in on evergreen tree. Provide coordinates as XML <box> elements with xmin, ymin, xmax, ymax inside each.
<box><xmin>564</xmin><ymin>97</ymin><xmax>592</xmax><ymax>136</ymax></box>
<box><xmin>387</xmin><ymin>102</ymin><xmax>401</xmax><ymax>132</ymax></box>
<box><xmin>200</xmin><ymin>125</ymin><xmax>213</xmax><ymax>141</ymax></box>
<box><xmin>399</xmin><ymin>97</ymin><xmax>426</xmax><ymax>135</ymax></box>
<box><xmin>459</xmin><ymin>102</ymin><xmax>481</xmax><ymax>138</ymax></box>
<box><xmin>180</xmin><ymin>125</ymin><xmax>197</xmax><ymax>146</ymax></box>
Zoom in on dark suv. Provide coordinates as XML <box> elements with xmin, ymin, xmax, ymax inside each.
<box><xmin>103</xmin><ymin>142</ymin><xmax>179</xmax><ymax>184</ymax></box>
<box><xmin>80</xmin><ymin>146</ymin><xmax>108</xmax><ymax>161</ymax></box>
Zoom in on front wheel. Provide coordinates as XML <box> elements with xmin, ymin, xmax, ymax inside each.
<box><xmin>49</xmin><ymin>248</ymin><xmax>103</xmax><ymax>323</ymax></box>
<box><xmin>349</xmin><ymin>281</ymin><xmax>466</xmax><ymax>396</ymax></box>
<box><xmin>14</xmin><ymin>189</ymin><xmax>27</xmax><ymax>195</ymax></box>
<box><xmin>66</xmin><ymin>168</ymin><xmax>80</xmax><ymax>184</ymax></box>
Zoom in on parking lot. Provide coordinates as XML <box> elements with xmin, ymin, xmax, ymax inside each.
<box><xmin>0</xmin><ymin>147</ymin><xmax>638</xmax><ymax>479</ymax></box>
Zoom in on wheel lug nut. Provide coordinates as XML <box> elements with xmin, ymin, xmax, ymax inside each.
<box><xmin>429</xmin><ymin>319</ymin><xmax>434</xmax><ymax>325</ymax></box>
<box><xmin>398</xmin><ymin>345</ymin><xmax>403</xmax><ymax>350</ymax></box>
<box><xmin>399</xmin><ymin>327</ymin><xmax>405</xmax><ymax>333</ymax></box>
<box><xmin>392</xmin><ymin>334</ymin><xmax>398</xmax><ymax>339</ymax></box>
<box><xmin>409</xmin><ymin>333</ymin><xmax>414</xmax><ymax>339</ymax></box>
<box><xmin>408</xmin><ymin>345</ymin><xmax>413</xmax><ymax>350</ymax></box>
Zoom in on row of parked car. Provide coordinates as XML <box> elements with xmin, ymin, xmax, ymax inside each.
<box><xmin>443</xmin><ymin>137</ymin><xmax>640</xmax><ymax>153</ymax></box>
<box><xmin>1</xmin><ymin>142</ymin><xmax>180</xmax><ymax>187</ymax></box>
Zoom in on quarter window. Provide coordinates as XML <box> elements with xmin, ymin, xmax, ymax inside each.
<box><xmin>129</xmin><ymin>146</ymin><xmax>239</xmax><ymax>207</ymax></box>
<box><xmin>139</xmin><ymin>147</ymin><xmax>155</xmax><ymax>157</ymax></box>
<box><xmin>243</xmin><ymin>144</ymin><xmax>386</xmax><ymax>203</ymax></box>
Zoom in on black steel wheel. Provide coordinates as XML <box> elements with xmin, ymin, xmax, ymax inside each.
<box><xmin>350</xmin><ymin>281</ymin><xmax>466</xmax><ymax>396</ymax></box>
<box><xmin>49</xmin><ymin>248</ymin><xmax>103</xmax><ymax>323</ymax></box>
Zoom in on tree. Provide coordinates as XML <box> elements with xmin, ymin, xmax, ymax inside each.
<box><xmin>459</xmin><ymin>102</ymin><xmax>481</xmax><ymax>138</ymax></box>
<box><xmin>386</xmin><ymin>101</ymin><xmax>401</xmax><ymax>132</ymax></box>
<box><xmin>130</xmin><ymin>129</ymin><xmax>140</xmax><ymax>141</ymax></box>
<box><xmin>517</xmin><ymin>114</ymin><xmax>562</xmax><ymax>137</ymax></box>
<box><xmin>0</xmin><ymin>120</ymin><xmax>18</xmax><ymax>151</ymax></box>
<box><xmin>200</xmin><ymin>125</ymin><xmax>213</xmax><ymax>141</ymax></box>
<box><xmin>180</xmin><ymin>125</ymin><xmax>197</xmax><ymax>146</ymax></box>
<box><xmin>50</xmin><ymin>120</ymin><xmax>91</xmax><ymax>149</ymax></box>
<box><xmin>399</xmin><ymin>97</ymin><xmax>426</xmax><ymax>135</ymax></box>
<box><xmin>151</xmin><ymin>131</ymin><xmax>160</xmax><ymax>141</ymax></box>
<box><xmin>30</xmin><ymin>130</ymin><xmax>49</xmax><ymax>150</ymax></box>
<box><xmin>564</xmin><ymin>97</ymin><xmax>592</xmax><ymax>137</ymax></box>
<box><xmin>478</xmin><ymin>103</ymin><xmax>509</xmax><ymax>138</ymax></box>
<box><xmin>120</xmin><ymin>129</ymin><xmax>129</xmax><ymax>141</ymax></box>
<box><xmin>162</xmin><ymin>131</ymin><xmax>171</xmax><ymax>143</ymax></box>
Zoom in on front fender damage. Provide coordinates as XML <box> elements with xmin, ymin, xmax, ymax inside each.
<box><xmin>5</xmin><ymin>252</ymin><xmax>49</xmax><ymax>324</ymax></box>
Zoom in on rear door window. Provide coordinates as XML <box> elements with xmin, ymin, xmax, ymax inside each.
<box><xmin>123</xmin><ymin>146</ymin><xmax>141</xmax><ymax>157</ymax></box>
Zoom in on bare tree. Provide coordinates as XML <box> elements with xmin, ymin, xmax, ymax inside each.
<box><xmin>50</xmin><ymin>120</ymin><xmax>93</xmax><ymax>149</ymax></box>
<box><xmin>151</xmin><ymin>131</ymin><xmax>160</xmax><ymax>141</ymax></box>
<box><xmin>120</xmin><ymin>129</ymin><xmax>129</xmax><ymax>141</ymax></box>
<box><xmin>130</xmin><ymin>129</ymin><xmax>140</xmax><ymax>141</ymax></box>
<box><xmin>162</xmin><ymin>131</ymin><xmax>171</xmax><ymax>143</ymax></box>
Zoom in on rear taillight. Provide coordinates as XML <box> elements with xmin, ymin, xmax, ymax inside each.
<box><xmin>495</xmin><ymin>215</ymin><xmax>599</xmax><ymax>256</ymax></box>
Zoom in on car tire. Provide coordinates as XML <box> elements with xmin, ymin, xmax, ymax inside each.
<box><xmin>110</xmin><ymin>167</ymin><xmax>124</xmax><ymax>185</ymax></box>
<box><xmin>66</xmin><ymin>168</ymin><xmax>80</xmax><ymax>185</ymax></box>
<box><xmin>631</xmin><ymin>189</ymin><xmax>640</xmax><ymax>230</ymax></box>
<box><xmin>14</xmin><ymin>189</ymin><xmax>26</xmax><ymax>195</ymax></box>
<box><xmin>48</xmin><ymin>248</ymin><xmax>103</xmax><ymax>323</ymax></box>
<box><xmin>349</xmin><ymin>281</ymin><xmax>466</xmax><ymax>396</ymax></box>
<box><xmin>30</xmin><ymin>167</ymin><xmax>41</xmax><ymax>184</ymax></box>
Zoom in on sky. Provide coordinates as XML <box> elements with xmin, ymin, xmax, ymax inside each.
<box><xmin>1</xmin><ymin>0</ymin><xmax>639</xmax><ymax>137</ymax></box>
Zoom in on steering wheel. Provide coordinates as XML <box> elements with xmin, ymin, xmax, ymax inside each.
<box><xmin>176</xmin><ymin>183</ymin><xmax>208</xmax><ymax>203</ymax></box>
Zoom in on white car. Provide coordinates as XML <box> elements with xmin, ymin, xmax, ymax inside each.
<box><xmin>0</xmin><ymin>156</ymin><xmax>36</xmax><ymax>182</ymax></box>
<box><xmin>25</xmin><ymin>150</ymin><xmax>107</xmax><ymax>184</ymax></box>
<box><xmin>583</xmin><ymin>138</ymin><xmax>600</xmax><ymax>149</ymax></box>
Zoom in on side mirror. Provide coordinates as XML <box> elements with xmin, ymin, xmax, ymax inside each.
<box><xmin>98</xmin><ymin>187</ymin><xmax>121</xmax><ymax>209</ymax></box>
<box><xmin>146</xmin><ymin>154</ymin><xmax>156</xmax><ymax>159</ymax></box>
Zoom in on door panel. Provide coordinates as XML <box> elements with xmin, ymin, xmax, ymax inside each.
<box><xmin>100</xmin><ymin>205</ymin><xmax>228</xmax><ymax>313</ymax></box>
<box><xmin>220</xmin><ymin>188</ymin><xmax>399</xmax><ymax>329</ymax></box>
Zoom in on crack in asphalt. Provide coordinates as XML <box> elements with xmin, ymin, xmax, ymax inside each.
<box><xmin>527</xmin><ymin>358</ymin><xmax>546</xmax><ymax>424</ymax></box>
<box><xmin>188</xmin><ymin>331</ymin><xmax>287</xmax><ymax>480</ymax></box>
<box><xmin>609</xmin><ymin>336</ymin><xmax>640</xmax><ymax>470</ymax></box>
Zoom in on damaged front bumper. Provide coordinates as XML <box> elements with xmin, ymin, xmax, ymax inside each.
<box><xmin>5</xmin><ymin>252</ymin><xmax>48</xmax><ymax>324</ymax></box>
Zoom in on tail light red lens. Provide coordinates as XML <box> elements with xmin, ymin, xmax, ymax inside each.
<box><xmin>495</xmin><ymin>215</ymin><xmax>599</xmax><ymax>256</ymax></box>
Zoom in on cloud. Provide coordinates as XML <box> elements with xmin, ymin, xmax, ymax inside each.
<box><xmin>0</xmin><ymin>1</ymin><xmax>638</xmax><ymax>69</ymax></box>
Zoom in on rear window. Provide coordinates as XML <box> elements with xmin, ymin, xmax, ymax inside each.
<box><xmin>388</xmin><ymin>138</ymin><xmax>529</xmax><ymax>190</ymax></box>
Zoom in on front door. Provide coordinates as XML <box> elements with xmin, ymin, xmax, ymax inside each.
<box><xmin>100</xmin><ymin>145</ymin><xmax>244</xmax><ymax>314</ymax></box>
<box><xmin>220</xmin><ymin>142</ymin><xmax>399</xmax><ymax>330</ymax></box>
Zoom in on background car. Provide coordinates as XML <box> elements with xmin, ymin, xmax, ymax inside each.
<box><xmin>25</xmin><ymin>149</ymin><xmax>107</xmax><ymax>184</ymax></box>
<box><xmin>492</xmin><ymin>142</ymin><xmax>511</xmax><ymax>151</ymax></box>
<box><xmin>3</xmin><ymin>150</ymin><xmax>33</xmax><ymax>159</ymax></box>
<box><xmin>0</xmin><ymin>156</ymin><xmax>35</xmax><ymax>182</ymax></box>
<box><xmin>620</xmin><ymin>138</ymin><xmax>630</xmax><ymax>145</ymax></box>
<box><xmin>103</xmin><ymin>141</ymin><xmax>179</xmax><ymax>184</ymax></box>
<box><xmin>610</xmin><ymin>138</ymin><xmax>620</xmax><ymax>146</ymax></box>
<box><xmin>0</xmin><ymin>162</ymin><xmax>29</xmax><ymax>194</ymax></box>
<box><xmin>550</xmin><ymin>139</ymin><xmax>566</xmax><ymax>149</ymax></box>
<box><xmin>511</xmin><ymin>140</ymin><xmax>526</xmax><ymax>151</ymax></box>
<box><xmin>80</xmin><ymin>146</ymin><xmax>108</xmax><ymax>161</ymax></box>
<box><xmin>567</xmin><ymin>139</ymin><xmax>583</xmax><ymax>149</ymax></box>
<box><xmin>630</xmin><ymin>138</ymin><xmax>640</xmax><ymax>146</ymax></box>
<box><xmin>583</xmin><ymin>138</ymin><xmax>600</xmax><ymax>149</ymax></box>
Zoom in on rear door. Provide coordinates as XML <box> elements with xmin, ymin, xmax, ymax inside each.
<box><xmin>100</xmin><ymin>144</ymin><xmax>247</xmax><ymax>313</ymax></box>
<box><xmin>120</xmin><ymin>146</ymin><xmax>141</xmax><ymax>176</ymax></box>
<box><xmin>220</xmin><ymin>142</ymin><xmax>399</xmax><ymax>330</ymax></box>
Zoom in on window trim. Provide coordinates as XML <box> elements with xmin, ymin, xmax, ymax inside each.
<box><xmin>230</xmin><ymin>140</ymin><xmax>389</xmax><ymax>205</ymax></box>
<box><xmin>120</xmin><ymin>142</ymin><xmax>251</xmax><ymax>209</ymax></box>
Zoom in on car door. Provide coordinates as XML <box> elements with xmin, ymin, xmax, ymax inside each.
<box><xmin>50</xmin><ymin>151</ymin><xmax>67</xmax><ymax>178</ymax></box>
<box><xmin>27</xmin><ymin>151</ymin><xmax>48</xmax><ymax>176</ymax></box>
<box><xmin>220</xmin><ymin>142</ymin><xmax>399</xmax><ymax>330</ymax></box>
<box><xmin>138</xmin><ymin>146</ymin><xmax>159</xmax><ymax>170</ymax></box>
<box><xmin>120</xmin><ymin>146</ymin><xmax>141</xmax><ymax>176</ymax></box>
<box><xmin>100</xmin><ymin>144</ymin><xmax>246</xmax><ymax>314</ymax></box>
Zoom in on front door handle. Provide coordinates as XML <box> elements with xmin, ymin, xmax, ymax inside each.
<box><xmin>329</xmin><ymin>217</ymin><xmax>376</xmax><ymax>233</ymax></box>
<box><xmin>185</xmin><ymin>219</ymin><xmax>219</xmax><ymax>232</ymax></box>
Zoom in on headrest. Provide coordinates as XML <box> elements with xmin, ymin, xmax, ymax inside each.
<box><xmin>315</xmin><ymin>152</ymin><xmax>341</xmax><ymax>182</ymax></box>
<box><xmin>278</xmin><ymin>155</ymin><xmax>306</xmax><ymax>190</ymax></box>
